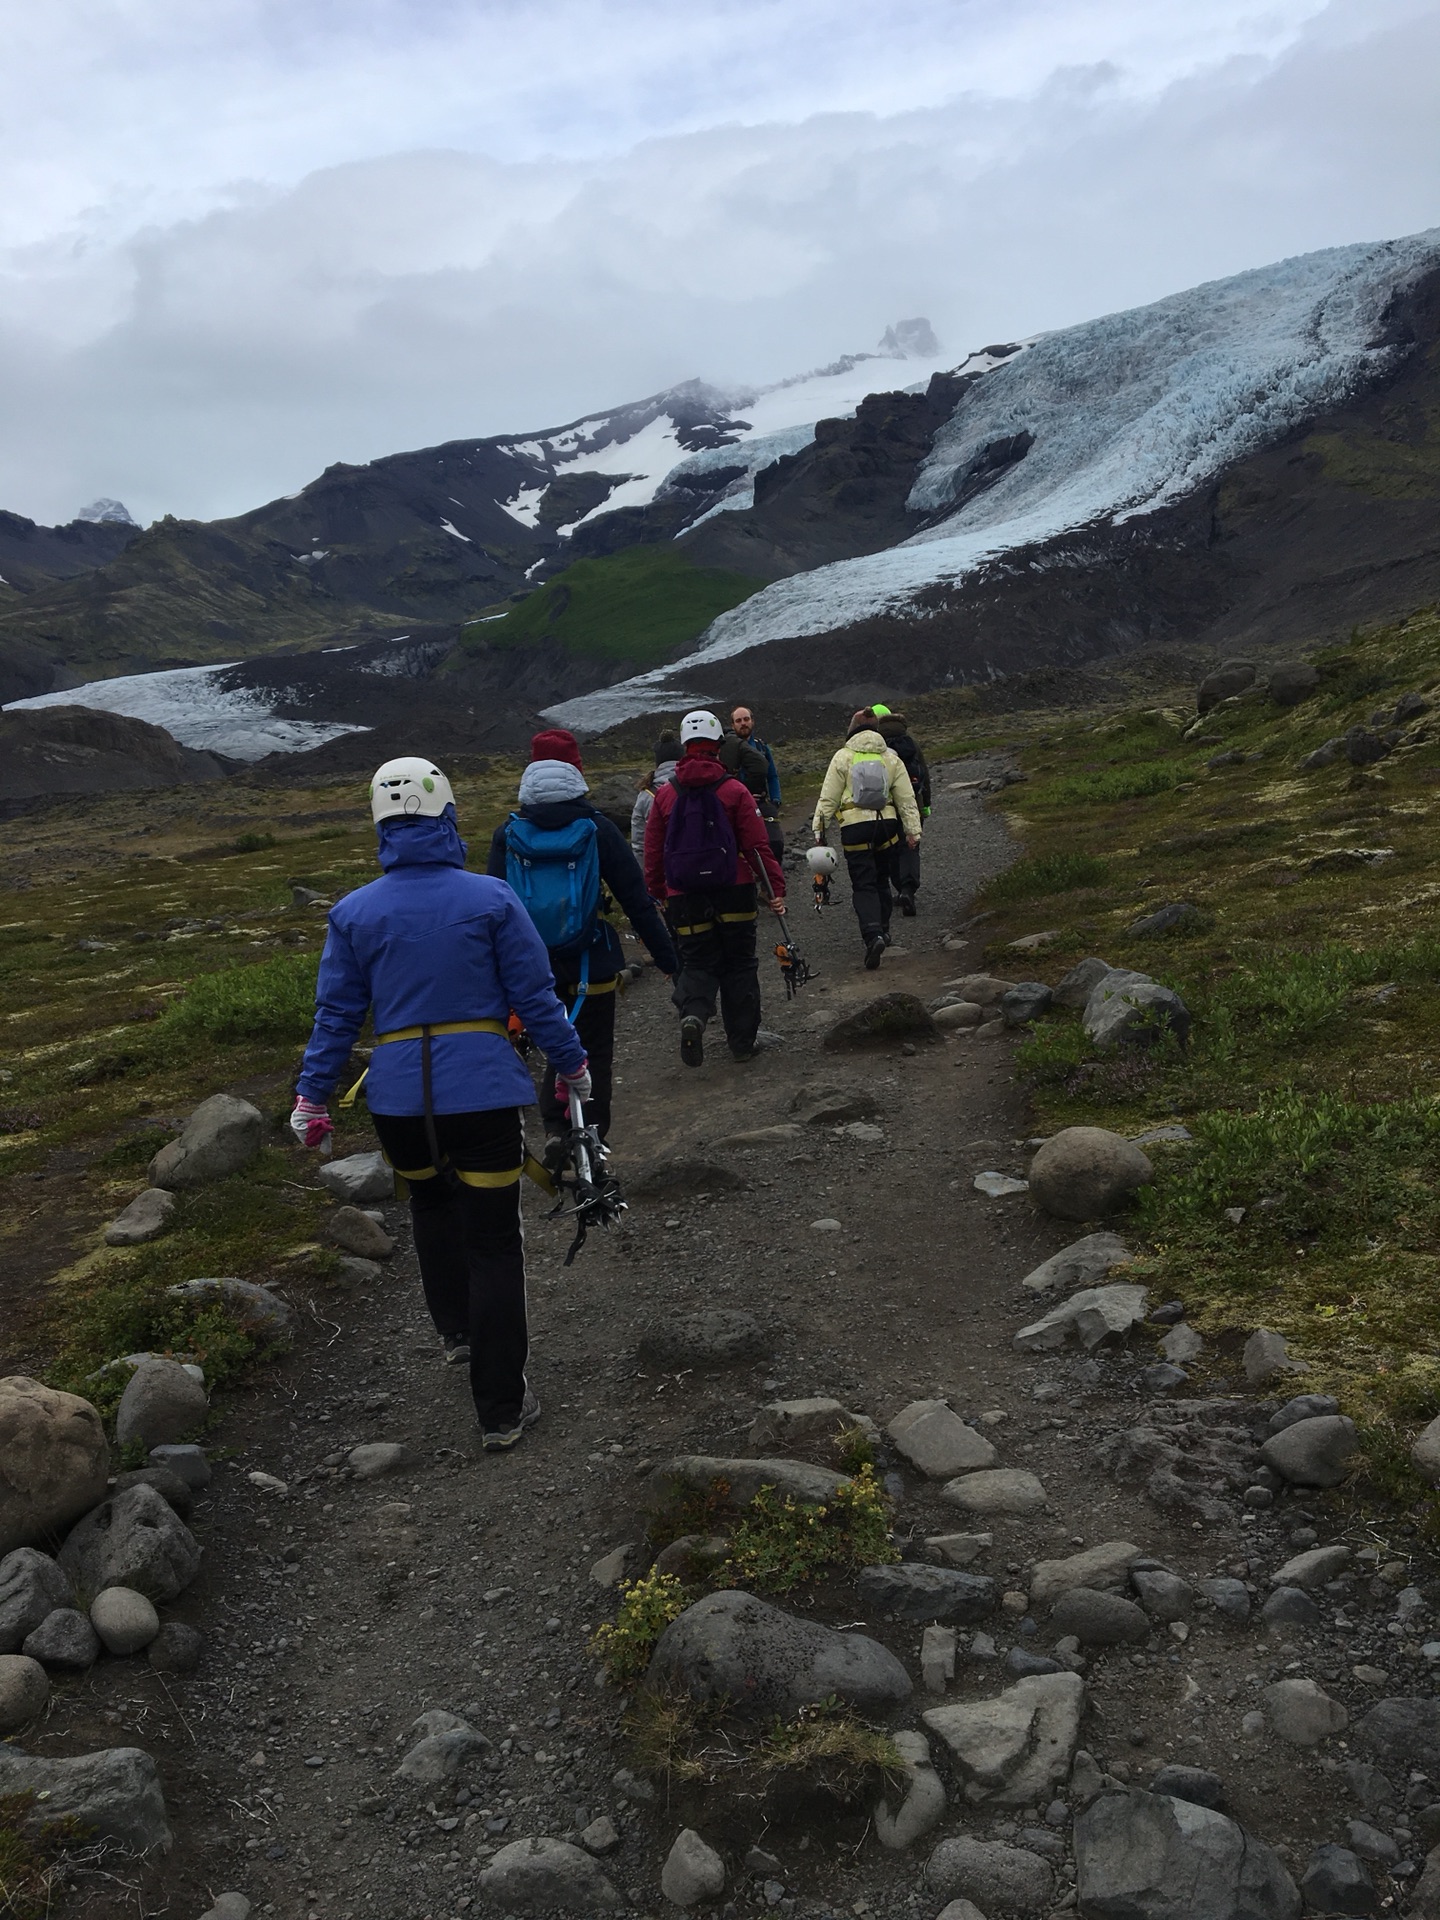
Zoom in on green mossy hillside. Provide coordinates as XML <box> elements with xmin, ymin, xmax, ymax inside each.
<box><xmin>467</xmin><ymin>547</ymin><xmax>764</xmax><ymax>666</ymax></box>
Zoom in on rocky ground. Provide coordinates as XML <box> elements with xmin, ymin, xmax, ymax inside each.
<box><xmin>8</xmin><ymin>755</ymin><xmax>1440</xmax><ymax>1920</ymax></box>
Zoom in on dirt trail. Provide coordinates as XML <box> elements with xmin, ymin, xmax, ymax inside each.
<box><xmin>33</xmin><ymin>757</ymin><xmax>1404</xmax><ymax>1919</ymax></box>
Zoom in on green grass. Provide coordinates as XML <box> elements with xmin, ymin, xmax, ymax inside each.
<box><xmin>468</xmin><ymin>547</ymin><xmax>764</xmax><ymax>665</ymax></box>
<box><xmin>986</xmin><ymin>850</ymin><xmax>1109</xmax><ymax>901</ymax></box>
<box><xmin>154</xmin><ymin>951</ymin><xmax>321</xmax><ymax>1047</ymax></box>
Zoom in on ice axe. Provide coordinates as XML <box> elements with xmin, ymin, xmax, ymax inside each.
<box><xmin>748</xmin><ymin>852</ymin><xmax>814</xmax><ymax>999</ymax></box>
<box><xmin>547</xmin><ymin>1088</ymin><xmax>626</xmax><ymax>1266</ymax></box>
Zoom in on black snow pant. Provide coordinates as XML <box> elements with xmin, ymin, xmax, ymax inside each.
<box><xmin>841</xmin><ymin>820</ymin><xmax>900</xmax><ymax>944</ymax></box>
<box><xmin>763</xmin><ymin>812</ymin><xmax>785</xmax><ymax>866</ymax></box>
<box><xmin>667</xmin><ymin>883</ymin><xmax>761</xmax><ymax>1054</ymax></box>
<box><xmin>894</xmin><ymin>837</ymin><xmax>921</xmax><ymax>902</ymax></box>
<box><xmin>371</xmin><ymin>1108</ymin><xmax>528</xmax><ymax>1430</ymax></box>
<box><xmin>538</xmin><ymin>981</ymin><xmax>616</xmax><ymax>1141</ymax></box>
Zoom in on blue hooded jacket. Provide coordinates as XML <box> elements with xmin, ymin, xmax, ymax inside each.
<box><xmin>296</xmin><ymin>810</ymin><xmax>586</xmax><ymax>1115</ymax></box>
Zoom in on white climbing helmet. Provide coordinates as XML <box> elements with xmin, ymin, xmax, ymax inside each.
<box><xmin>807</xmin><ymin>844</ymin><xmax>838</xmax><ymax>875</ymax></box>
<box><xmin>370</xmin><ymin>756</ymin><xmax>455</xmax><ymax>824</ymax></box>
<box><xmin>679</xmin><ymin>709</ymin><xmax>724</xmax><ymax>744</ymax></box>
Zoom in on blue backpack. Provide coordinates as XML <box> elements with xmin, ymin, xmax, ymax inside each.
<box><xmin>504</xmin><ymin>813</ymin><xmax>601</xmax><ymax>953</ymax></box>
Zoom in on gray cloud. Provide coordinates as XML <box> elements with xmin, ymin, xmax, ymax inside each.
<box><xmin>1</xmin><ymin>0</ymin><xmax>1435</xmax><ymax>524</ymax></box>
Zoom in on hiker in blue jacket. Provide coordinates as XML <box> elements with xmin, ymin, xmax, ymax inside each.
<box><xmin>486</xmin><ymin>753</ymin><xmax>678</xmax><ymax>1160</ymax></box>
<box><xmin>290</xmin><ymin>756</ymin><xmax>590</xmax><ymax>1452</ymax></box>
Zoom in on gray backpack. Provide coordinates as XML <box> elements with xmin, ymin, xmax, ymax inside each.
<box><xmin>849</xmin><ymin>749</ymin><xmax>890</xmax><ymax>811</ymax></box>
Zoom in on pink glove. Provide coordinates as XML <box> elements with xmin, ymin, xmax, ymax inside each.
<box><xmin>555</xmin><ymin>1058</ymin><xmax>592</xmax><ymax>1115</ymax></box>
<box><xmin>289</xmin><ymin>1096</ymin><xmax>334</xmax><ymax>1151</ymax></box>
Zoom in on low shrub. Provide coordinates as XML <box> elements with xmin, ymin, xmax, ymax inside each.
<box><xmin>591</xmin><ymin>1570</ymin><xmax>690</xmax><ymax>1686</ymax></box>
<box><xmin>725</xmin><ymin>1465</ymin><xmax>896</xmax><ymax>1595</ymax></box>
<box><xmin>154</xmin><ymin>952</ymin><xmax>319</xmax><ymax>1047</ymax></box>
<box><xmin>986</xmin><ymin>851</ymin><xmax>1109</xmax><ymax>901</ymax></box>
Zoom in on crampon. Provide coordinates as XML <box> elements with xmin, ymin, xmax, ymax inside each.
<box><xmin>546</xmin><ymin>1091</ymin><xmax>626</xmax><ymax>1265</ymax></box>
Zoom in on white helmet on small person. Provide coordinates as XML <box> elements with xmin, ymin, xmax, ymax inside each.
<box><xmin>370</xmin><ymin>757</ymin><xmax>456</xmax><ymax>825</ymax></box>
<box><xmin>806</xmin><ymin>844</ymin><xmax>838</xmax><ymax>875</ymax></box>
<box><xmin>679</xmin><ymin>709</ymin><xmax>723</xmax><ymax>744</ymax></box>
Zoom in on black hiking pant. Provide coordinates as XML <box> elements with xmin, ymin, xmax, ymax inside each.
<box><xmin>371</xmin><ymin>1108</ymin><xmax>528</xmax><ymax>1429</ymax></box>
<box><xmin>538</xmin><ymin>982</ymin><xmax>616</xmax><ymax>1141</ymax></box>
<box><xmin>894</xmin><ymin>838</ymin><xmax>921</xmax><ymax>902</ymax></box>
<box><xmin>667</xmin><ymin>883</ymin><xmax>761</xmax><ymax>1054</ymax></box>
<box><xmin>841</xmin><ymin>820</ymin><xmax>900</xmax><ymax>943</ymax></box>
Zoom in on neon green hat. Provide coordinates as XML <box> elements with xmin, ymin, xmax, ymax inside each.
<box><xmin>870</xmin><ymin>703</ymin><xmax>892</xmax><ymax>718</ymax></box>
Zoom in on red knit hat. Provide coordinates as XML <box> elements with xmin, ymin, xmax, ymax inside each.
<box><xmin>530</xmin><ymin>728</ymin><xmax>583</xmax><ymax>769</ymax></box>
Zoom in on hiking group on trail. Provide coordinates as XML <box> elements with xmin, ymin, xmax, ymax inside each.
<box><xmin>289</xmin><ymin>699</ymin><xmax>930</xmax><ymax>1447</ymax></box>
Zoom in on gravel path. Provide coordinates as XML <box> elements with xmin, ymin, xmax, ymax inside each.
<box><xmin>32</xmin><ymin>756</ymin><xmax>1429</xmax><ymax>1919</ymax></box>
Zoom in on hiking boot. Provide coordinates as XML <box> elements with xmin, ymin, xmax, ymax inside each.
<box><xmin>480</xmin><ymin>1387</ymin><xmax>541</xmax><ymax>1452</ymax></box>
<box><xmin>729</xmin><ymin>1043</ymin><xmax>757</xmax><ymax>1062</ymax></box>
<box><xmin>680</xmin><ymin>1016</ymin><xmax>705</xmax><ymax>1068</ymax></box>
<box><xmin>442</xmin><ymin>1335</ymin><xmax>470</xmax><ymax>1366</ymax></box>
<box><xmin>899</xmin><ymin>893</ymin><xmax>917</xmax><ymax>917</ymax></box>
<box><xmin>864</xmin><ymin>937</ymin><xmax>886</xmax><ymax>970</ymax></box>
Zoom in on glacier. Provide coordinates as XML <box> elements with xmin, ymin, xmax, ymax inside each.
<box><xmin>545</xmin><ymin>229</ymin><xmax>1440</xmax><ymax>731</ymax></box>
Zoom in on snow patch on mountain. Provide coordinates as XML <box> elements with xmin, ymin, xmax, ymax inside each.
<box><xmin>6</xmin><ymin>667</ymin><xmax>368</xmax><ymax>761</ymax></box>
<box><xmin>546</xmin><ymin>230</ymin><xmax>1440</xmax><ymax>730</ymax></box>
<box><xmin>75</xmin><ymin>497</ymin><xmax>138</xmax><ymax>526</ymax></box>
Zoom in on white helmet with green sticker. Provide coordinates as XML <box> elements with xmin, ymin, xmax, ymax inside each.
<box><xmin>369</xmin><ymin>756</ymin><xmax>455</xmax><ymax>824</ymax></box>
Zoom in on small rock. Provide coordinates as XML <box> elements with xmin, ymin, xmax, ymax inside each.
<box><xmin>0</xmin><ymin>1547</ymin><xmax>75</xmax><ymax>1653</ymax></box>
<box><xmin>638</xmin><ymin>1312</ymin><xmax>770</xmax><ymax>1368</ymax></box>
<box><xmin>1083</xmin><ymin>976</ymin><xmax>1191</xmax><ymax>1052</ymax></box>
<box><xmin>1027</xmin><ymin>1129</ymin><xmax>1154</xmax><ymax>1221</ymax></box>
<box><xmin>973</xmin><ymin>1173</ymin><xmax>1028</xmax><ymax>1198</ymax></box>
<box><xmin>948</xmin><ymin>973</ymin><xmax>1019</xmax><ymax>1007</ymax></box>
<box><xmin>940</xmin><ymin>1469</ymin><xmax>1047</xmax><ymax>1516</ymax></box>
<box><xmin>1262</xmin><ymin>1586</ymin><xmax>1321</xmax><ymax>1630</ymax></box>
<box><xmin>1127</xmin><ymin>902</ymin><xmax>1200</xmax><ymax>938</ymax></box>
<box><xmin>921</xmin><ymin>1624</ymin><xmax>958</xmax><ymax>1693</ymax></box>
<box><xmin>1131</xmin><ymin>1570</ymin><xmax>1193</xmax><ymax>1623</ymax></box>
<box><xmin>90</xmin><ymin>1586</ymin><xmax>160</xmax><ymax>1655</ymax></box>
<box><xmin>748</xmin><ymin>1398</ymin><xmax>863</xmax><ymax>1451</ymax></box>
<box><xmin>1074</xmin><ymin>1785</ymin><xmax>1298</xmax><ymax>1917</ymax></box>
<box><xmin>1412</xmin><ymin>1412</ymin><xmax>1440</xmax><ymax>1484</ymax></box>
<box><xmin>1198</xmin><ymin>660</ymin><xmax>1257</xmax><ymax>711</ymax></box>
<box><xmin>1259</xmin><ymin>1414</ymin><xmax>1358</xmax><ymax>1488</ymax></box>
<box><xmin>1265</xmin><ymin>1677</ymin><xmax>1348</xmax><ymax>1746</ymax></box>
<box><xmin>148</xmin><ymin>1443</ymin><xmax>211</xmax><ymax>1490</ymax></box>
<box><xmin>1354</xmin><ymin>1697</ymin><xmax>1440</xmax><ymax>1775</ymax></box>
<box><xmin>1020</xmin><ymin>1231</ymin><xmax>1133</xmax><ymax>1295</ymax></box>
<box><xmin>1267</xmin><ymin>1394</ymin><xmax>1338</xmax><ymax>1434</ymax></box>
<box><xmin>1197</xmin><ymin>1577</ymin><xmax>1251</xmax><ymax>1621</ymax></box>
<box><xmin>1140</xmin><ymin>1363</ymin><xmax>1189</xmax><ymax>1392</ymax></box>
<box><xmin>347</xmin><ymin>1442</ymin><xmax>410</xmax><ymax>1480</ymax></box>
<box><xmin>925</xmin><ymin>1836</ymin><xmax>1055</xmax><ymax>1911</ymax></box>
<box><xmin>1049</xmin><ymin>1587</ymin><xmax>1149</xmax><ymax>1647</ymax></box>
<box><xmin>1271</xmin><ymin>1544</ymin><xmax>1351</xmax><ymax>1590</ymax></box>
<box><xmin>1242</xmin><ymin>1328</ymin><xmax>1310</xmax><ymax>1387</ymax></box>
<box><xmin>855</xmin><ymin>1564</ymin><xmax>996</xmax><ymax>1625</ymax></box>
<box><xmin>589</xmin><ymin>1544</ymin><xmax>635</xmax><ymax>1588</ymax></box>
<box><xmin>875</xmin><ymin>1729</ymin><xmax>948</xmax><ymax>1851</ymax></box>
<box><xmin>1300</xmin><ymin>1844</ymin><xmax>1377</xmax><ymax>1916</ymax></box>
<box><xmin>104</xmin><ymin>1188</ymin><xmax>176</xmax><ymax>1246</ymax></box>
<box><xmin>148</xmin><ymin>1092</ymin><xmax>264</xmax><ymax>1188</ymax></box>
<box><xmin>934</xmin><ymin>1001</ymin><xmax>984</xmax><ymax>1030</ymax></box>
<box><xmin>1006</xmin><ymin>1649</ymin><xmax>1063</xmax><ymax>1676</ymax></box>
<box><xmin>147</xmin><ymin>1621</ymin><xmax>204</xmax><ymax>1673</ymax></box>
<box><xmin>0</xmin><ymin>1653</ymin><xmax>49</xmax><ymax>1730</ymax></box>
<box><xmin>581</xmin><ymin>1815</ymin><xmax>619</xmax><ymax>1855</ymax></box>
<box><xmin>478</xmin><ymin>1835</ymin><xmax>621</xmax><ymax>1910</ymax></box>
<box><xmin>823</xmin><ymin>992</ymin><xmax>938</xmax><ymax>1050</ymax></box>
<box><xmin>713</xmin><ymin>1125</ymin><xmax>804</xmax><ymax>1149</ymax></box>
<box><xmin>647</xmin><ymin>1456</ymin><xmax>846</xmax><ymax>1511</ymax></box>
<box><xmin>1160</xmin><ymin>1323</ymin><xmax>1203</xmax><ymax>1364</ymax></box>
<box><xmin>22</xmin><ymin>1606</ymin><xmax>99</xmax><ymax>1671</ymax></box>
<box><xmin>397</xmin><ymin>1725</ymin><xmax>493</xmax><ymax>1783</ymax></box>
<box><xmin>887</xmin><ymin>1401</ymin><xmax>997</xmax><ymax>1478</ymax></box>
<box><xmin>327</xmin><ymin>1207</ymin><xmax>395</xmax><ymax>1259</ymax></box>
<box><xmin>661</xmin><ymin>1828</ymin><xmax>726</xmax><ymax>1905</ymax></box>
<box><xmin>928</xmin><ymin>1532</ymin><xmax>993</xmax><ymax>1567</ymax></box>
<box><xmin>1346</xmin><ymin>1820</ymin><xmax>1399</xmax><ymax>1866</ymax></box>
<box><xmin>1001</xmin><ymin>982</ymin><xmax>1053</xmax><ymax>1027</ymax></box>
<box><xmin>1029</xmin><ymin>1542</ymin><xmax>1142</xmax><ymax>1609</ymax></box>
<box><xmin>924</xmin><ymin>1671</ymin><xmax>1084</xmax><ymax>1808</ymax></box>
<box><xmin>1053</xmin><ymin>957</ymin><xmax>1120</xmax><ymax>1009</ymax></box>
<box><xmin>648</xmin><ymin>1590</ymin><xmax>911</xmax><ymax>1716</ymax></box>
<box><xmin>115</xmin><ymin>1358</ymin><xmax>207</xmax><ymax>1451</ymax></box>
<box><xmin>1150</xmin><ymin>1763</ymin><xmax>1224</xmax><ymax>1808</ymax></box>
<box><xmin>318</xmin><ymin>1151</ymin><xmax>393</xmax><ymax>1204</ymax></box>
<box><xmin>165</xmin><ymin>1276</ymin><xmax>292</xmax><ymax>1332</ymax></box>
<box><xmin>1014</xmin><ymin>1283</ymin><xmax>1149</xmax><ymax>1353</ymax></box>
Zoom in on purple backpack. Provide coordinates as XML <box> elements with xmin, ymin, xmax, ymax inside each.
<box><xmin>663</xmin><ymin>780</ymin><xmax>738</xmax><ymax>892</ymax></box>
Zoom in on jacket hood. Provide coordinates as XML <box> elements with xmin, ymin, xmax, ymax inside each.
<box><xmin>377</xmin><ymin>806</ymin><xmax>467</xmax><ymax>870</ymax></box>
<box><xmin>847</xmin><ymin>728</ymin><xmax>889</xmax><ymax>754</ymax></box>
<box><xmin>674</xmin><ymin>751</ymin><xmax>728</xmax><ymax>788</ymax></box>
<box><xmin>653</xmin><ymin>757</ymin><xmax>678</xmax><ymax>783</ymax></box>
<box><xmin>519</xmin><ymin>759</ymin><xmax>589</xmax><ymax>806</ymax></box>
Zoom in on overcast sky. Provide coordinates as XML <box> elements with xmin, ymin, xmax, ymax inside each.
<box><xmin>2</xmin><ymin>0</ymin><xmax>1438</xmax><ymax>526</ymax></box>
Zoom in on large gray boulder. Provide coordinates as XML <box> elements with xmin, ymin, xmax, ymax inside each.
<box><xmin>0</xmin><ymin>1745</ymin><xmax>171</xmax><ymax>1852</ymax></box>
<box><xmin>1259</xmin><ymin>1415</ymin><xmax>1358</xmax><ymax>1488</ymax></box>
<box><xmin>1198</xmin><ymin>660</ymin><xmax>1258</xmax><ymax>712</ymax></box>
<box><xmin>1028</xmin><ymin>1129</ymin><xmax>1153</xmax><ymax>1222</ymax></box>
<box><xmin>148</xmin><ymin>1093</ymin><xmax>264</xmax><ymax>1188</ymax></box>
<box><xmin>0</xmin><ymin>1548</ymin><xmax>75</xmax><ymax>1652</ymax></box>
<box><xmin>1084</xmin><ymin>976</ymin><xmax>1192</xmax><ymax>1051</ymax></box>
<box><xmin>1020</xmin><ymin>1231</ymin><xmax>1133</xmax><ymax>1294</ymax></box>
<box><xmin>646</xmin><ymin>1456</ymin><xmax>848</xmax><ymax>1510</ymax></box>
<box><xmin>925</xmin><ymin>1837</ymin><xmax>1055</xmax><ymax>1913</ymax></box>
<box><xmin>115</xmin><ymin>1358</ymin><xmax>208</xmax><ymax>1450</ymax></box>
<box><xmin>647</xmin><ymin>1590</ymin><xmax>911</xmax><ymax>1717</ymax></box>
<box><xmin>0</xmin><ymin>1377</ymin><xmax>110</xmax><ymax>1554</ymax></box>
<box><xmin>886</xmin><ymin>1400</ymin><xmax>996</xmax><ymax>1477</ymax></box>
<box><xmin>855</xmin><ymin>1564</ymin><xmax>996</xmax><ymax>1625</ymax></box>
<box><xmin>58</xmin><ymin>1483</ymin><xmax>201</xmax><ymax>1604</ymax></box>
<box><xmin>1268</xmin><ymin>662</ymin><xmax>1320</xmax><ymax>707</ymax></box>
<box><xmin>165</xmin><ymin>1276</ymin><xmax>292</xmax><ymax>1334</ymax></box>
<box><xmin>1074</xmin><ymin>1787</ymin><xmax>1299</xmax><ymax>1919</ymax></box>
<box><xmin>923</xmin><ymin>1671</ymin><xmax>1084</xmax><ymax>1806</ymax></box>
<box><xmin>318</xmin><ymin>1150</ymin><xmax>393</xmax><ymax>1203</ymax></box>
<box><xmin>1053</xmin><ymin>957</ymin><xmax>1119</xmax><ymax>1010</ymax></box>
<box><xmin>477</xmin><ymin>1836</ymin><xmax>621</xmax><ymax>1910</ymax></box>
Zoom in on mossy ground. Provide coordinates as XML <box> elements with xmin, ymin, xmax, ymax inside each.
<box><xmin>924</xmin><ymin>605</ymin><xmax>1440</xmax><ymax>1517</ymax></box>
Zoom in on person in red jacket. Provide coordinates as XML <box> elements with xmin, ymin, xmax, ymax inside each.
<box><xmin>643</xmin><ymin>709</ymin><xmax>786</xmax><ymax>1066</ymax></box>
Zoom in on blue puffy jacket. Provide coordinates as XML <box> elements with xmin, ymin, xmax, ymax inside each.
<box><xmin>296</xmin><ymin>811</ymin><xmax>586</xmax><ymax>1115</ymax></box>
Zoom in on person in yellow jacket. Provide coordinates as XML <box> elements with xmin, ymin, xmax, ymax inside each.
<box><xmin>811</xmin><ymin>712</ymin><xmax>923</xmax><ymax>969</ymax></box>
